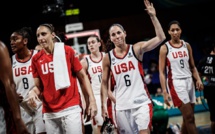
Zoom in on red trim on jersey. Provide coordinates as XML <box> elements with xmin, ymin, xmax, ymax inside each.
<box><xmin>148</xmin><ymin>103</ymin><xmax>153</xmax><ymax>131</ymax></box>
<box><xmin>107</xmin><ymin>98</ymin><xmax>117</xmax><ymax>128</ymax></box>
<box><xmin>138</xmin><ymin>62</ymin><xmax>151</xmax><ymax>99</ymax></box>
<box><xmin>167</xmin><ymin>58</ymin><xmax>182</xmax><ymax>107</ymax></box>
<box><xmin>89</xmin><ymin>52</ymin><xmax>104</xmax><ymax>63</ymax></box>
<box><xmin>113</xmin><ymin>45</ymin><xmax>130</xmax><ymax>59</ymax></box>
<box><xmin>168</xmin><ymin>40</ymin><xmax>183</xmax><ymax>48</ymax></box>
<box><xmin>15</xmin><ymin>49</ymin><xmax>35</xmax><ymax>63</ymax></box>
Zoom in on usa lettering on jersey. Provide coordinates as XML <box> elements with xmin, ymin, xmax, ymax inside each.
<box><xmin>92</xmin><ymin>66</ymin><xmax>102</xmax><ymax>74</ymax></box>
<box><xmin>41</xmin><ymin>62</ymin><xmax>54</xmax><ymax>74</ymax></box>
<box><xmin>114</xmin><ymin>61</ymin><xmax>135</xmax><ymax>74</ymax></box>
<box><xmin>14</xmin><ymin>66</ymin><xmax>33</xmax><ymax>76</ymax></box>
<box><xmin>172</xmin><ymin>51</ymin><xmax>188</xmax><ymax>59</ymax></box>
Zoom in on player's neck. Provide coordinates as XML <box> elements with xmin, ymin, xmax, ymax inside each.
<box><xmin>170</xmin><ymin>39</ymin><xmax>181</xmax><ymax>46</ymax></box>
<box><xmin>17</xmin><ymin>49</ymin><xmax>31</xmax><ymax>61</ymax></box>
<box><xmin>91</xmin><ymin>52</ymin><xmax>101</xmax><ymax>61</ymax></box>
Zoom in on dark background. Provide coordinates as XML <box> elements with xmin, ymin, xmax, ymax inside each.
<box><xmin>0</xmin><ymin>0</ymin><xmax>214</xmax><ymax>68</ymax></box>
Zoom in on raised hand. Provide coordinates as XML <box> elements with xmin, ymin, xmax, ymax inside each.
<box><xmin>144</xmin><ymin>0</ymin><xmax>156</xmax><ymax>16</ymax></box>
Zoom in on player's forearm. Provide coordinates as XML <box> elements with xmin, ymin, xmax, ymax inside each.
<box><xmin>29</xmin><ymin>86</ymin><xmax>41</xmax><ymax>96</ymax></box>
<box><xmin>80</xmin><ymin>76</ymin><xmax>96</xmax><ymax>104</ymax></box>
<box><xmin>101</xmin><ymin>83</ymin><xmax>108</xmax><ymax>108</ymax></box>
<box><xmin>108</xmin><ymin>90</ymin><xmax>116</xmax><ymax>104</ymax></box>
<box><xmin>150</xmin><ymin>15</ymin><xmax>166</xmax><ymax>42</ymax></box>
<box><xmin>191</xmin><ymin>67</ymin><xmax>202</xmax><ymax>82</ymax></box>
<box><xmin>159</xmin><ymin>73</ymin><xmax>167</xmax><ymax>94</ymax></box>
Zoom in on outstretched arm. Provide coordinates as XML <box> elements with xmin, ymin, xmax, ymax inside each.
<box><xmin>0</xmin><ymin>41</ymin><xmax>29</xmax><ymax>134</ymax></box>
<box><xmin>133</xmin><ymin>0</ymin><xmax>166</xmax><ymax>60</ymax></box>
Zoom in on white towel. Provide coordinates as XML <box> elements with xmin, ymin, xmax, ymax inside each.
<box><xmin>53</xmin><ymin>42</ymin><xmax>71</xmax><ymax>90</ymax></box>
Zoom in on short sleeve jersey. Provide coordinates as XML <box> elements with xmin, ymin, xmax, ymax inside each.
<box><xmin>31</xmin><ymin>45</ymin><xmax>82</xmax><ymax>113</ymax></box>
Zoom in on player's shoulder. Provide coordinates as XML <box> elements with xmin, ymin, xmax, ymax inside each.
<box><xmin>64</xmin><ymin>44</ymin><xmax>72</xmax><ymax>49</ymax></box>
<box><xmin>32</xmin><ymin>49</ymin><xmax>45</xmax><ymax>62</ymax></box>
<box><xmin>64</xmin><ymin>44</ymin><xmax>76</xmax><ymax>54</ymax></box>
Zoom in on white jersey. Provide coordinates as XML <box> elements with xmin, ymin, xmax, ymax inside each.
<box><xmin>85</xmin><ymin>52</ymin><xmax>105</xmax><ymax>95</ymax></box>
<box><xmin>12</xmin><ymin>50</ymin><xmax>38</xmax><ymax>99</ymax></box>
<box><xmin>165</xmin><ymin>40</ymin><xmax>192</xmax><ymax>79</ymax></box>
<box><xmin>12</xmin><ymin>49</ymin><xmax>46</xmax><ymax>133</ymax></box>
<box><xmin>109</xmin><ymin>45</ymin><xmax>151</xmax><ymax>110</ymax></box>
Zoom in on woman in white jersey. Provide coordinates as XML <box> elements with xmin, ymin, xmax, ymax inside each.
<box><xmin>80</xmin><ymin>35</ymin><xmax>105</xmax><ymax>134</ymax></box>
<box><xmin>100</xmin><ymin>0</ymin><xmax>166</xmax><ymax>133</ymax></box>
<box><xmin>10</xmin><ymin>27</ymin><xmax>46</xmax><ymax>134</ymax></box>
<box><xmin>159</xmin><ymin>20</ymin><xmax>204</xmax><ymax>134</ymax></box>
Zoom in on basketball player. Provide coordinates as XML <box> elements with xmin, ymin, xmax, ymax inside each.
<box><xmin>27</xmin><ymin>23</ymin><xmax>97</xmax><ymax>134</ymax></box>
<box><xmin>80</xmin><ymin>35</ymin><xmax>105</xmax><ymax>134</ymax></box>
<box><xmin>10</xmin><ymin>27</ymin><xmax>46</xmax><ymax>134</ymax></box>
<box><xmin>159</xmin><ymin>20</ymin><xmax>203</xmax><ymax>134</ymax></box>
<box><xmin>100</xmin><ymin>0</ymin><xmax>166</xmax><ymax>133</ymax></box>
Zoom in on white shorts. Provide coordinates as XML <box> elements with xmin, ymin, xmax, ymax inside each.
<box><xmin>116</xmin><ymin>103</ymin><xmax>152</xmax><ymax>134</ymax></box>
<box><xmin>21</xmin><ymin>104</ymin><xmax>46</xmax><ymax>133</ymax></box>
<box><xmin>167</xmin><ymin>77</ymin><xmax>196</xmax><ymax>107</ymax></box>
<box><xmin>44</xmin><ymin>111</ymin><xmax>82</xmax><ymax>134</ymax></box>
<box><xmin>91</xmin><ymin>94</ymin><xmax>103</xmax><ymax>126</ymax></box>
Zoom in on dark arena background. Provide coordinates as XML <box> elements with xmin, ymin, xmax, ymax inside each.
<box><xmin>0</xmin><ymin>0</ymin><xmax>214</xmax><ymax>133</ymax></box>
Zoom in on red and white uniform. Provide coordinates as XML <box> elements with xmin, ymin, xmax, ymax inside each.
<box><xmin>165</xmin><ymin>40</ymin><xmax>191</xmax><ymax>79</ymax></box>
<box><xmin>31</xmin><ymin>45</ymin><xmax>82</xmax><ymax>115</ymax></box>
<box><xmin>85</xmin><ymin>52</ymin><xmax>105</xmax><ymax>95</ymax></box>
<box><xmin>165</xmin><ymin>40</ymin><xmax>196</xmax><ymax>107</ymax></box>
<box><xmin>85</xmin><ymin>52</ymin><xmax>105</xmax><ymax>126</ymax></box>
<box><xmin>109</xmin><ymin>45</ymin><xmax>152</xmax><ymax>132</ymax></box>
<box><xmin>12</xmin><ymin>50</ymin><xmax>38</xmax><ymax>99</ymax></box>
<box><xmin>32</xmin><ymin>45</ymin><xmax>83</xmax><ymax>133</ymax></box>
<box><xmin>109</xmin><ymin>45</ymin><xmax>151</xmax><ymax>110</ymax></box>
<box><xmin>12</xmin><ymin>49</ymin><xmax>46</xmax><ymax>133</ymax></box>
<box><xmin>107</xmin><ymin>74</ymin><xmax>117</xmax><ymax>128</ymax></box>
